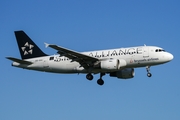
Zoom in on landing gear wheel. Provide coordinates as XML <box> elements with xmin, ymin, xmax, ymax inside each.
<box><xmin>146</xmin><ymin>66</ymin><xmax>152</xmax><ymax>78</ymax></box>
<box><xmin>147</xmin><ymin>73</ymin><xmax>152</xmax><ymax>77</ymax></box>
<box><xmin>97</xmin><ymin>79</ymin><xmax>104</xmax><ymax>86</ymax></box>
<box><xmin>86</xmin><ymin>73</ymin><xmax>93</xmax><ymax>80</ymax></box>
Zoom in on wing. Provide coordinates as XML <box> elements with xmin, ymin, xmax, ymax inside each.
<box><xmin>45</xmin><ymin>43</ymin><xmax>99</xmax><ymax>68</ymax></box>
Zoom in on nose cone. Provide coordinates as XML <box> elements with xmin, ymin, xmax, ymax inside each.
<box><xmin>166</xmin><ymin>53</ymin><xmax>174</xmax><ymax>61</ymax></box>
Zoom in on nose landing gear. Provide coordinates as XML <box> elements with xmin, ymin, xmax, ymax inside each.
<box><xmin>146</xmin><ymin>66</ymin><xmax>152</xmax><ymax>77</ymax></box>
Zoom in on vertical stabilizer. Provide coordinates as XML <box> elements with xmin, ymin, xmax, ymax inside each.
<box><xmin>14</xmin><ymin>31</ymin><xmax>47</xmax><ymax>59</ymax></box>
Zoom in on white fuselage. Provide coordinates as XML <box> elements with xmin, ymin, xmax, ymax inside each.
<box><xmin>12</xmin><ymin>46</ymin><xmax>173</xmax><ymax>74</ymax></box>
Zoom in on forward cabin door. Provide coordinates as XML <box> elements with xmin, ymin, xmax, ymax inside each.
<box><xmin>143</xmin><ymin>47</ymin><xmax>149</xmax><ymax>58</ymax></box>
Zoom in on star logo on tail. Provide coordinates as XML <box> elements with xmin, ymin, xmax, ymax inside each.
<box><xmin>21</xmin><ymin>42</ymin><xmax>34</xmax><ymax>55</ymax></box>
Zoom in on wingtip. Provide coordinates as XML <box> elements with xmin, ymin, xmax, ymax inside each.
<box><xmin>44</xmin><ymin>43</ymin><xmax>49</xmax><ymax>48</ymax></box>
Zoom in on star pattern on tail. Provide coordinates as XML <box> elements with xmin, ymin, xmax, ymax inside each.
<box><xmin>21</xmin><ymin>42</ymin><xmax>34</xmax><ymax>55</ymax></box>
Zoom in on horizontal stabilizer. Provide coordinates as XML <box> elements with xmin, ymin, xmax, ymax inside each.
<box><xmin>6</xmin><ymin>57</ymin><xmax>33</xmax><ymax>65</ymax></box>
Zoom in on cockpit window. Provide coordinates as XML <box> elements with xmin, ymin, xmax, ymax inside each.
<box><xmin>155</xmin><ymin>49</ymin><xmax>165</xmax><ymax>52</ymax></box>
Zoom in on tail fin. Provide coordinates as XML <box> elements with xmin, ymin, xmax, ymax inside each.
<box><xmin>14</xmin><ymin>31</ymin><xmax>47</xmax><ymax>59</ymax></box>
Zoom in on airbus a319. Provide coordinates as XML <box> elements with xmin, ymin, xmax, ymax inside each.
<box><xmin>7</xmin><ymin>31</ymin><xmax>174</xmax><ymax>85</ymax></box>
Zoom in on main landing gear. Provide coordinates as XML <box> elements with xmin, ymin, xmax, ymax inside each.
<box><xmin>97</xmin><ymin>73</ymin><xmax>105</xmax><ymax>86</ymax></box>
<box><xmin>146</xmin><ymin>66</ymin><xmax>152</xmax><ymax>77</ymax></box>
<box><xmin>86</xmin><ymin>73</ymin><xmax>93</xmax><ymax>80</ymax></box>
<box><xmin>86</xmin><ymin>73</ymin><xmax>105</xmax><ymax>86</ymax></box>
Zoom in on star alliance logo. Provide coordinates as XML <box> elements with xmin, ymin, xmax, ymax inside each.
<box><xmin>21</xmin><ymin>42</ymin><xmax>34</xmax><ymax>55</ymax></box>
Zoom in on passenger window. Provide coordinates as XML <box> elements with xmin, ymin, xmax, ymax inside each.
<box><xmin>49</xmin><ymin>57</ymin><xmax>54</xmax><ymax>60</ymax></box>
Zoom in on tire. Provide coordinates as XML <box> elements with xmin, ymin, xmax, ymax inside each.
<box><xmin>97</xmin><ymin>79</ymin><xmax>104</xmax><ymax>85</ymax></box>
<box><xmin>86</xmin><ymin>73</ymin><xmax>93</xmax><ymax>80</ymax></box>
<box><xmin>147</xmin><ymin>73</ymin><xmax>152</xmax><ymax>77</ymax></box>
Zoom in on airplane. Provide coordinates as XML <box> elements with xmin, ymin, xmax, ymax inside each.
<box><xmin>6</xmin><ymin>31</ymin><xmax>174</xmax><ymax>85</ymax></box>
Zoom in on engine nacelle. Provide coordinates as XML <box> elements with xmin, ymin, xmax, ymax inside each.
<box><xmin>100</xmin><ymin>58</ymin><xmax>120</xmax><ymax>70</ymax></box>
<box><xmin>110</xmin><ymin>68</ymin><xmax>135</xmax><ymax>79</ymax></box>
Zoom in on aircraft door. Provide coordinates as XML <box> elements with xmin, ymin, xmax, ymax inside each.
<box><xmin>43</xmin><ymin>58</ymin><xmax>49</xmax><ymax>68</ymax></box>
<box><xmin>143</xmin><ymin>47</ymin><xmax>149</xmax><ymax>57</ymax></box>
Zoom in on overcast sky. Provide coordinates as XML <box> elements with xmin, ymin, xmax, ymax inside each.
<box><xmin>1</xmin><ymin>0</ymin><xmax>180</xmax><ymax>120</ymax></box>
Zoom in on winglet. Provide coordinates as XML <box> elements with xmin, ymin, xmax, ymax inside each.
<box><xmin>44</xmin><ymin>43</ymin><xmax>49</xmax><ymax>48</ymax></box>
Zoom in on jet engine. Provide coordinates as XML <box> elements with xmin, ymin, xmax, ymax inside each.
<box><xmin>93</xmin><ymin>58</ymin><xmax>127</xmax><ymax>71</ymax></box>
<box><xmin>100</xmin><ymin>58</ymin><xmax>120</xmax><ymax>70</ymax></box>
<box><xmin>110</xmin><ymin>68</ymin><xmax>135</xmax><ymax>79</ymax></box>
